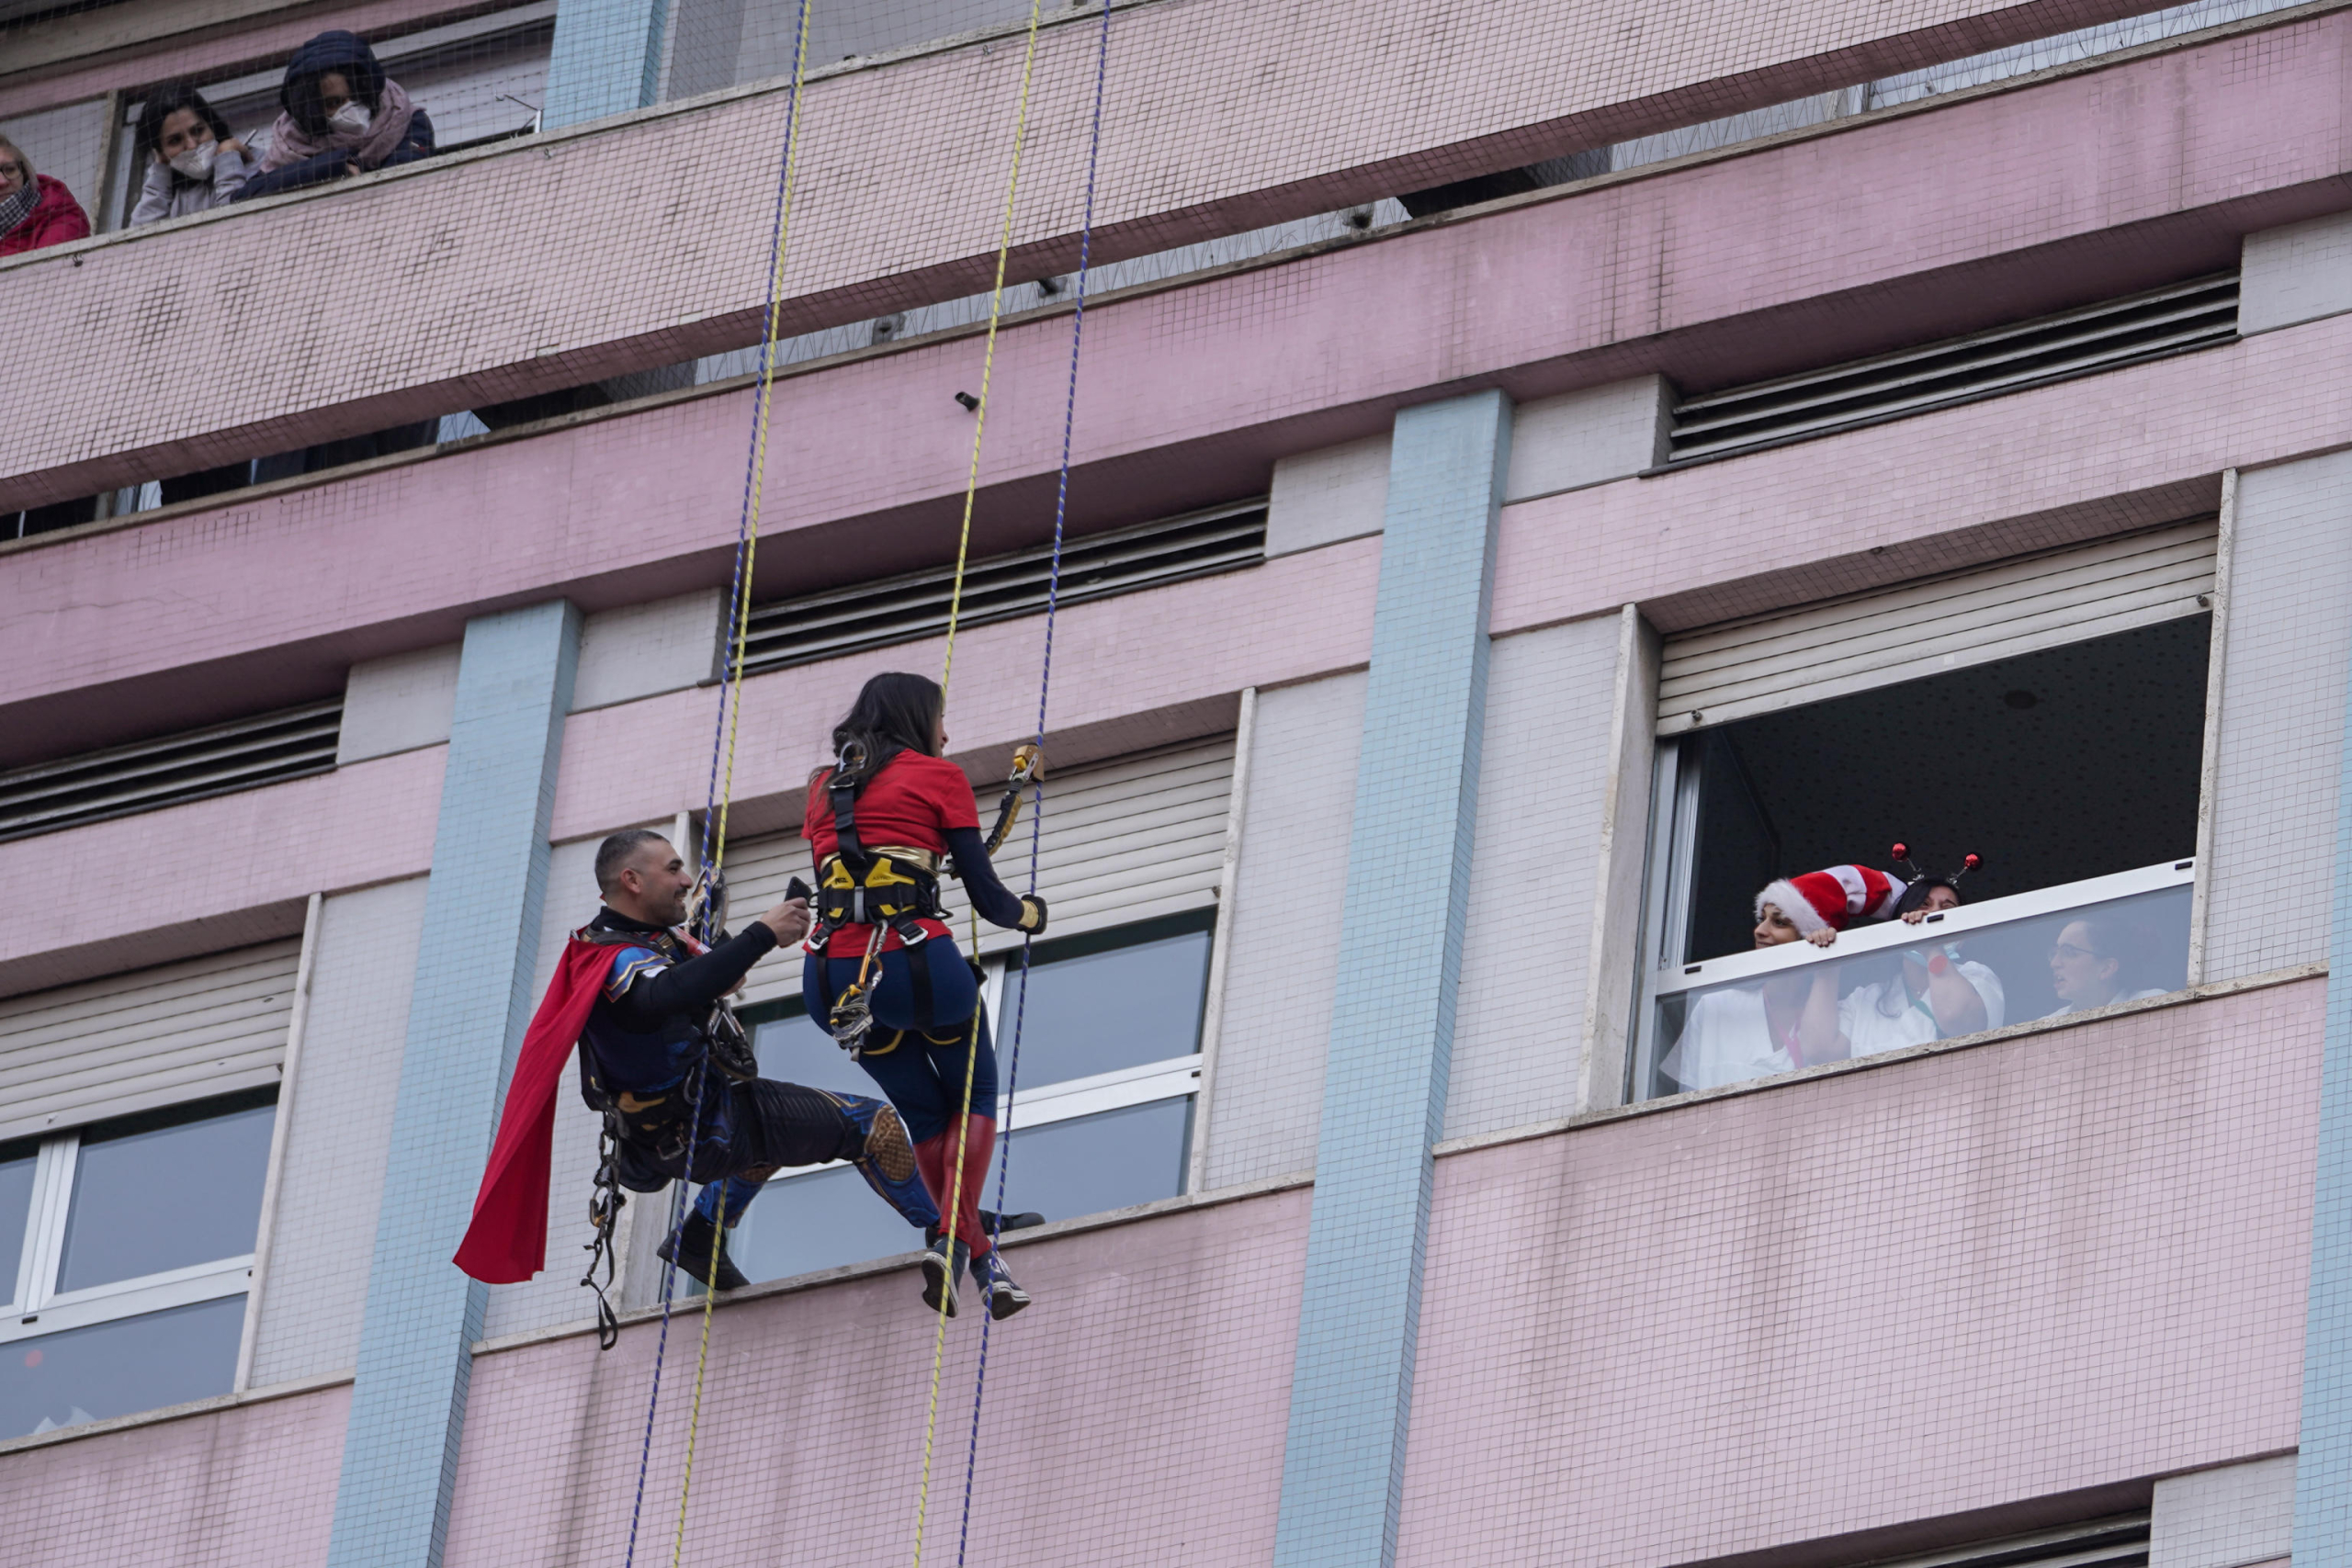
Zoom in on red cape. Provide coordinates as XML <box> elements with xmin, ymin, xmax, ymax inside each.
<box><xmin>454</xmin><ymin>937</ymin><xmax>612</xmax><ymax>1283</ymax></box>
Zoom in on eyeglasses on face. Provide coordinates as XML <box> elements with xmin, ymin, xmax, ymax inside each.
<box><xmin>0</xmin><ymin>163</ymin><xmax>24</xmax><ymax>179</ymax></box>
<box><xmin>2050</xmin><ymin>942</ymin><xmax>2099</xmax><ymax>962</ymax></box>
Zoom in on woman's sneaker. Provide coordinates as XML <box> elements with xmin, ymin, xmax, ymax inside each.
<box><xmin>968</xmin><ymin>1249</ymin><xmax>1030</xmax><ymax>1320</ymax></box>
<box><xmin>921</xmin><ymin>1235</ymin><xmax>969</xmax><ymax>1317</ymax></box>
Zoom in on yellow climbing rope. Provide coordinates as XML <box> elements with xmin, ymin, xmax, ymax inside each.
<box><xmin>913</xmin><ymin>0</ymin><xmax>1055</xmax><ymax>1561</ymax></box>
<box><xmin>711</xmin><ymin>0</ymin><xmax>821</xmax><ymax>880</ymax></box>
<box><xmin>934</xmin><ymin>0</ymin><xmax>1053</xmax><ymax>707</ymax></box>
<box><xmin>670</xmin><ymin>1183</ymin><xmax>729</xmax><ymax>1568</ymax></box>
<box><xmin>662</xmin><ymin>2</ymin><xmax>819</xmax><ymax>1562</ymax></box>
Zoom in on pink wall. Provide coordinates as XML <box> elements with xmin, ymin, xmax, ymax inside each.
<box><xmin>0</xmin><ymin>0</ymin><xmax>2185</xmax><ymax>506</ymax></box>
<box><xmin>10</xmin><ymin>1382</ymin><xmax>349</xmax><ymax>1568</ymax></box>
<box><xmin>445</xmin><ymin>1184</ymin><xmax>1309</xmax><ymax>1568</ymax></box>
<box><xmin>9</xmin><ymin>2</ymin><xmax>2348</xmax><ymax>729</ymax></box>
<box><xmin>0</xmin><ymin>745</ymin><xmax>442</xmax><ymax>998</ymax></box>
<box><xmin>1400</xmin><ymin>981</ymin><xmax>2318</xmax><ymax>1565</ymax></box>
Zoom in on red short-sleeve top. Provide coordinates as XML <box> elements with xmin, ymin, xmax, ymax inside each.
<box><xmin>803</xmin><ymin>750</ymin><xmax>978</xmax><ymax>954</ymax></box>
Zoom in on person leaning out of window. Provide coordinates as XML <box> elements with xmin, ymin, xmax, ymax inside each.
<box><xmin>1837</xmin><ymin>871</ymin><xmax>2005</xmax><ymax>1060</ymax></box>
<box><xmin>2040</xmin><ymin>915</ymin><xmax>2165</xmax><ymax>1020</ymax></box>
<box><xmin>0</xmin><ymin>134</ymin><xmax>91</xmax><ymax>257</ymax></box>
<box><xmin>1662</xmin><ymin>865</ymin><xmax>1906</xmax><ymax>1093</ymax></box>
<box><xmin>130</xmin><ymin>85</ymin><xmax>252</xmax><ymax>222</ymax></box>
<box><xmin>235</xmin><ymin>30</ymin><xmax>435</xmax><ymax>202</ymax></box>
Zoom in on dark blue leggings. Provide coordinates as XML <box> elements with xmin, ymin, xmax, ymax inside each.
<box><xmin>804</xmin><ymin>940</ymin><xmax>997</xmax><ymax>1145</ymax></box>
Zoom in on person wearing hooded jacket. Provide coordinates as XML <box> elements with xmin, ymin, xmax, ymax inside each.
<box><xmin>130</xmin><ymin>84</ymin><xmax>253</xmax><ymax>223</ymax></box>
<box><xmin>235</xmin><ymin>30</ymin><xmax>435</xmax><ymax>202</ymax></box>
<box><xmin>0</xmin><ymin>134</ymin><xmax>91</xmax><ymax>258</ymax></box>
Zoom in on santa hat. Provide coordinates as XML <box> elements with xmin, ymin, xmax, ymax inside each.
<box><xmin>1755</xmin><ymin>865</ymin><xmax>1908</xmax><ymax>937</ymax></box>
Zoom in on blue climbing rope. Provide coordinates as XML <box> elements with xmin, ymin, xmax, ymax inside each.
<box><xmin>954</xmin><ymin>0</ymin><xmax>1115</xmax><ymax>1558</ymax></box>
<box><xmin>623</xmin><ymin>1</ymin><xmax>817</xmax><ymax>1562</ymax></box>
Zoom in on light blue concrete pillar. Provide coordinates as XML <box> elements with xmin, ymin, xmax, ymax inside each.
<box><xmin>1272</xmin><ymin>389</ymin><xmax>1510</xmax><ymax>1568</ymax></box>
<box><xmin>2295</xmin><ymin>587</ymin><xmax>2352</xmax><ymax>1560</ymax></box>
<box><xmin>326</xmin><ymin>601</ymin><xmax>581</xmax><ymax>1568</ymax></box>
<box><xmin>542</xmin><ymin>0</ymin><xmax>672</xmax><ymax>129</ymax></box>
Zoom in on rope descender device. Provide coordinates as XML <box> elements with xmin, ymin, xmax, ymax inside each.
<box><xmin>978</xmin><ymin>744</ymin><xmax>1046</xmax><ymax>858</ymax></box>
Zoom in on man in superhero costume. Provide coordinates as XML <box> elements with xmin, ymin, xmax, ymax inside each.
<box><xmin>457</xmin><ymin>829</ymin><xmax>1031</xmax><ymax>1295</ymax></box>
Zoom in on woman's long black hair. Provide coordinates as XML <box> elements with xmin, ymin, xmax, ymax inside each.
<box><xmin>822</xmin><ymin>671</ymin><xmax>943</xmax><ymax>786</ymax></box>
<box><xmin>132</xmin><ymin>84</ymin><xmax>232</xmax><ymax>167</ymax></box>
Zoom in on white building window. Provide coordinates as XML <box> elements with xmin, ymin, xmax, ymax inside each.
<box><xmin>730</xmin><ymin>914</ymin><xmax>1212</xmax><ymax>1282</ymax></box>
<box><xmin>1</xmin><ymin>1089</ymin><xmax>274</xmax><ymax>1438</ymax></box>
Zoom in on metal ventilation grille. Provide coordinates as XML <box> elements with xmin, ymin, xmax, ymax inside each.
<box><xmin>0</xmin><ymin>701</ymin><xmax>343</xmax><ymax>844</ymax></box>
<box><xmin>1668</xmin><ymin>273</ymin><xmax>2239</xmax><ymax>463</ymax></box>
<box><xmin>1864</xmin><ymin>1512</ymin><xmax>2150</xmax><ymax>1568</ymax></box>
<box><xmin>741</xmin><ymin>500</ymin><xmax>1266</xmax><ymax>674</ymax></box>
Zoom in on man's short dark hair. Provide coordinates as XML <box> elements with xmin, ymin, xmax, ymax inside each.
<box><xmin>595</xmin><ymin>829</ymin><xmax>673</xmax><ymax>894</ymax></box>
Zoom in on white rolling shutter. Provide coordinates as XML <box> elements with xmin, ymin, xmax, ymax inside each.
<box><xmin>1658</xmin><ymin>519</ymin><xmax>2216</xmax><ymax>734</ymax></box>
<box><xmin>0</xmin><ymin>942</ymin><xmax>300</xmax><ymax>1142</ymax></box>
<box><xmin>721</xmin><ymin>736</ymin><xmax>1237</xmax><ymax>1010</ymax></box>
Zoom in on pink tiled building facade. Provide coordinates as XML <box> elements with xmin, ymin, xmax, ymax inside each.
<box><xmin>4</xmin><ymin>0</ymin><xmax>2346</xmax><ymax>1563</ymax></box>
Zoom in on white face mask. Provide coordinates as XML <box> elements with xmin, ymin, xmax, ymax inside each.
<box><xmin>168</xmin><ymin>141</ymin><xmax>217</xmax><ymax>180</ymax></box>
<box><xmin>329</xmin><ymin>102</ymin><xmax>372</xmax><ymax>135</ymax></box>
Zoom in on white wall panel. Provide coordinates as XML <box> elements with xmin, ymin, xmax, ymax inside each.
<box><xmin>1204</xmin><ymin>672</ymin><xmax>1365</xmax><ymax>1189</ymax></box>
<box><xmin>2203</xmin><ymin>450</ymin><xmax>2352</xmax><ymax>980</ymax></box>
<box><xmin>1445</xmin><ymin>619</ymin><xmax>1626</xmax><ymax>1140</ymax></box>
<box><xmin>247</xmin><ymin>876</ymin><xmax>426</xmax><ymax>1386</ymax></box>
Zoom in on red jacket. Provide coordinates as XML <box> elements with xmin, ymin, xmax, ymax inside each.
<box><xmin>1</xmin><ymin>175</ymin><xmax>90</xmax><ymax>257</ymax></box>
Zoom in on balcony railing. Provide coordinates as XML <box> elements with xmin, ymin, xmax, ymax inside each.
<box><xmin>1635</xmin><ymin>860</ymin><xmax>2196</xmax><ymax>1100</ymax></box>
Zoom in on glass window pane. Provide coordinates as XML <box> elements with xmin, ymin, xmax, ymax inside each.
<box><xmin>0</xmin><ymin>1146</ymin><xmax>33</xmax><ymax>1307</ymax></box>
<box><xmin>728</xmin><ymin>1097</ymin><xmax>1193</xmax><ymax>1282</ymax></box>
<box><xmin>729</xmin><ymin>1164</ymin><xmax>926</xmax><ymax>1284</ymax></box>
<box><xmin>2</xmin><ymin>1296</ymin><xmax>245</xmax><ymax>1438</ymax></box>
<box><xmin>753</xmin><ymin>1010</ymin><xmax>880</xmax><ymax>1100</ymax></box>
<box><xmin>57</xmin><ymin>1100</ymin><xmax>276</xmax><ymax>1293</ymax></box>
<box><xmin>1645</xmin><ymin>879</ymin><xmax>2193</xmax><ymax>1100</ymax></box>
<box><xmin>1006</xmin><ymin>929</ymin><xmax>1211</xmax><ymax>1088</ymax></box>
<box><xmin>997</xmin><ymin>1099</ymin><xmax>1191</xmax><ymax>1219</ymax></box>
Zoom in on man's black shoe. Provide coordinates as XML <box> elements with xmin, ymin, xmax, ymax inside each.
<box><xmin>658</xmin><ymin>1210</ymin><xmax>751</xmax><ymax>1292</ymax></box>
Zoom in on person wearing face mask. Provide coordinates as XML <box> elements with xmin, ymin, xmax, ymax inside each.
<box><xmin>1659</xmin><ymin>865</ymin><xmax>1907</xmax><ymax>1093</ymax></box>
<box><xmin>0</xmin><ymin>133</ymin><xmax>90</xmax><ymax>258</ymax></box>
<box><xmin>130</xmin><ymin>85</ymin><xmax>252</xmax><ymax>223</ymax></box>
<box><xmin>235</xmin><ymin>30</ymin><xmax>435</xmax><ymax>202</ymax></box>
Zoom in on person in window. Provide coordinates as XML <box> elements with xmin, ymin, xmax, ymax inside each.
<box><xmin>801</xmin><ymin>671</ymin><xmax>1049</xmax><ymax>1321</ymax></box>
<box><xmin>457</xmin><ymin>830</ymin><xmax>943</xmax><ymax>1295</ymax></box>
<box><xmin>130</xmin><ymin>85</ymin><xmax>252</xmax><ymax>222</ymax></box>
<box><xmin>0</xmin><ymin>134</ymin><xmax>90</xmax><ymax>257</ymax></box>
<box><xmin>1838</xmin><ymin>876</ymin><xmax>2005</xmax><ymax>1058</ymax></box>
<box><xmin>2039</xmin><ymin>916</ymin><xmax>2165</xmax><ymax>1019</ymax></box>
<box><xmin>235</xmin><ymin>30</ymin><xmax>435</xmax><ymax>202</ymax></box>
<box><xmin>1661</xmin><ymin>865</ymin><xmax>1903</xmax><ymax>1091</ymax></box>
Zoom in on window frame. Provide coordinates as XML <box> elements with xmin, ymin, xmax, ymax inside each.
<box><xmin>1629</xmin><ymin>849</ymin><xmax>2198</xmax><ymax>1099</ymax></box>
<box><xmin>0</xmin><ymin>1095</ymin><xmax>269</xmax><ymax>1348</ymax></box>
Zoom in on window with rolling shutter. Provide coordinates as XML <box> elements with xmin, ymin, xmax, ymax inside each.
<box><xmin>718</xmin><ymin>735</ymin><xmax>1236</xmax><ymax>1009</ymax></box>
<box><xmin>0</xmin><ymin>942</ymin><xmax>300</xmax><ymax>1143</ymax></box>
<box><xmin>1657</xmin><ymin>519</ymin><xmax>2216</xmax><ymax>735</ymax></box>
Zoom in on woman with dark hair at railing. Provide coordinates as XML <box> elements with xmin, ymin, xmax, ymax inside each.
<box><xmin>130</xmin><ymin>85</ymin><xmax>252</xmax><ymax>222</ymax></box>
<box><xmin>1833</xmin><ymin>846</ymin><xmax>2003</xmax><ymax>1057</ymax></box>
<box><xmin>0</xmin><ymin>134</ymin><xmax>90</xmax><ymax>258</ymax></box>
<box><xmin>235</xmin><ymin>30</ymin><xmax>435</xmax><ymax>202</ymax></box>
<box><xmin>2039</xmin><ymin>915</ymin><xmax>2165</xmax><ymax>1019</ymax></box>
